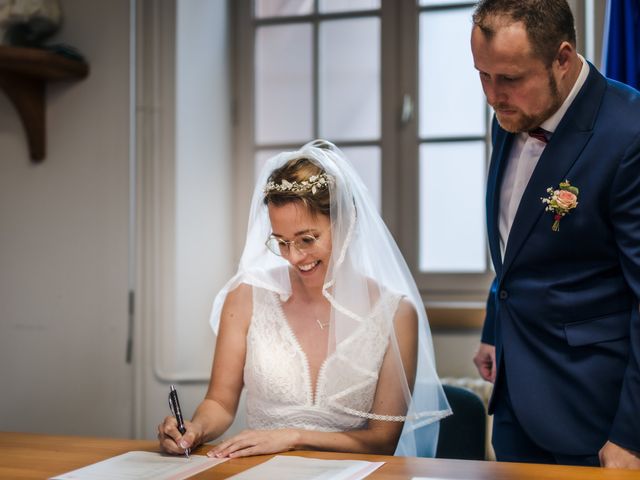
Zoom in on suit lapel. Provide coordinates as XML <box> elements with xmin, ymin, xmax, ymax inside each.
<box><xmin>486</xmin><ymin>119</ymin><xmax>513</xmax><ymax>278</ymax></box>
<box><xmin>501</xmin><ymin>132</ymin><xmax>592</xmax><ymax>272</ymax></box>
<box><xmin>501</xmin><ymin>64</ymin><xmax>606</xmax><ymax>276</ymax></box>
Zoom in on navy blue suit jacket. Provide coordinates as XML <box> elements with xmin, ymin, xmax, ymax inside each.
<box><xmin>483</xmin><ymin>63</ymin><xmax>640</xmax><ymax>456</ymax></box>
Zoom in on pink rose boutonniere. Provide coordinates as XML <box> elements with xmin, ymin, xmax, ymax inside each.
<box><xmin>540</xmin><ymin>180</ymin><xmax>579</xmax><ymax>232</ymax></box>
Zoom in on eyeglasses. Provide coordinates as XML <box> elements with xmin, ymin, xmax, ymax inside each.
<box><xmin>265</xmin><ymin>233</ymin><xmax>321</xmax><ymax>256</ymax></box>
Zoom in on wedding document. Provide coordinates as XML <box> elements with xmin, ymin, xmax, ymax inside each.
<box><xmin>227</xmin><ymin>455</ymin><xmax>384</xmax><ymax>480</ymax></box>
<box><xmin>50</xmin><ymin>451</ymin><xmax>227</xmax><ymax>480</ymax></box>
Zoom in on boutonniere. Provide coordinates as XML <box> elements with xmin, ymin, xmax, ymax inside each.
<box><xmin>540</xmin><ymin>180</ymin><xmax>579</xmax><ymax>232</ymax></box>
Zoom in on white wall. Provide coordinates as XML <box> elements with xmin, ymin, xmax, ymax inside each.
<box><xmin>0</xmin><ymin>0</ymin><xmax>133</xmax><ymax>436</ymax></box>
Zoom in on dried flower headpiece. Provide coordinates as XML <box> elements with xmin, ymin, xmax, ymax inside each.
<box><xmin>264</xmin><ymin>172</ymin><xmax>331</xmax><ymax>195</ymax></box>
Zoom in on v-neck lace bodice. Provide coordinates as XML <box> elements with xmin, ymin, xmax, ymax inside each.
<box><xmin>244</xmin><ymin>286</ymin><xmax>401</xmax><ymax>432</ymax></box>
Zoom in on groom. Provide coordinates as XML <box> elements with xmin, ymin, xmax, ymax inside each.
<box><xmin>470</xmin><ymin>0</ymin><xmax>640</xmax><ymax>469</ymax></box>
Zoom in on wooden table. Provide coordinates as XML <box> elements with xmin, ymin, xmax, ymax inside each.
<box><xmin>1</xmin><ymin>432</ymin><xmax>638</xmax><ymax>479</ymax></box>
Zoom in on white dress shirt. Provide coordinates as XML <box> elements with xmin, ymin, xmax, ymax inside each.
<box><xmin>498</xmin><ymin>55</ymin><xmax>590</xmax><ymax>259</ymax></box>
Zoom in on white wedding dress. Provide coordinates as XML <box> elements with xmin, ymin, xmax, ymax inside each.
<box><xmin>244</xmin><ymin>286</ymin><xmax>402</xmax><ymax>432</ymax></box>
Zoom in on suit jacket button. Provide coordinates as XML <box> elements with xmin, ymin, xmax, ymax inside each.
<box><xmin>499</xmin><ymin>290</ymin><xmax>508</xmax><ymax>300</ymax></box>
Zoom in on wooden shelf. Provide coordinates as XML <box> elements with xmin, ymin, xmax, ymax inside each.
<box><xmin>0</xmin><ymin>45</ymin><xmax>89</xmax><ymax>162</ymax></box>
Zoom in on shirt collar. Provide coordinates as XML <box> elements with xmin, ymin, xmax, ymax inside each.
<box><xmin>540</xmin><ymin>54</ymin><xmax>590</xmax><ymax>134</ymax></box>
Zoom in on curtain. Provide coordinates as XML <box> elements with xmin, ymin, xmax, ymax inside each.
<box><xmin>603</xmin><ymin>0</ymin><xmax>640</xmax><ymax>89</ymax></box>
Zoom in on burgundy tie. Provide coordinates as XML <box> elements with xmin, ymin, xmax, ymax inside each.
<box><xmin>528</xmin><ymin>127</ymin><xmax>550</xmax><ymax>144</ymax></box>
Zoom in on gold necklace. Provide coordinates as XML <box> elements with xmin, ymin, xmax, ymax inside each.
<box><xmin>296</xmin><ymin>282</ymin><xmax>329</xmax><ymax>329</ymax></box>
<box><xmin>315</xmin><ymin>318</ymin><xmax>329</xmax><ymax>329</ymax></box>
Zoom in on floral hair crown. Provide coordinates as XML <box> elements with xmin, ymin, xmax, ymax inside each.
<box><xmin>264</xmin><ymin>172</ymin><xmax>331</xmax><ymax>195</ymax></box>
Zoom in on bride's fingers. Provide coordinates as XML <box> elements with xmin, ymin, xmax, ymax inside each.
<box><xmin>210</xmin><ymin>434</ymin><xmax>257</xmax><ymax>458</ymax></box>
<box><xmin>208</xmin><ymin>431</ymin><xmax>243</xmax><ymax>456</ymax></box>
<box><xmin>208</xmin><ymin>438</ymin><xmax>232</xmax><ymax>457</ymax></box>
<box><xmin>226</xmin><ymin>444</ymin><xmax>261</xmax><ymax>458</ymax></box>
<box><xmin>157</xmin><ymin>420</ymin><xmax>187</xmax><ymax>455</ymax></box>
<box><xmin>158</xmin><ymin>431</ymin><xmax>185</xmax><ymax>454</ymax></box>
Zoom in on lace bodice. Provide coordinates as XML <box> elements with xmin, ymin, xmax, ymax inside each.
<box><xmin>244</xmin><ymin>287</ymin><xmax>401</xmax><ymax>432</ymax></box>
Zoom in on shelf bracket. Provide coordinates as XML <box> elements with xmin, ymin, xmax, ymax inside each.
<box><xmin>0</xmin><ymin>46</ymin><xmax>89</xmax><ymax>163</ymax></box>
<box><xmin>0</xmin><ymin>72</ymin><xmax>46</xmax><ymax>161</ymax></box>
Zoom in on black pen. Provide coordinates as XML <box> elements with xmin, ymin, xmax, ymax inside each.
<box><xmin>168</xmin><ymin>385</ymin><xmax>191</xmax><ymax>458</ymax></box>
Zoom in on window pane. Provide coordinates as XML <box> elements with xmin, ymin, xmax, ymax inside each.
<box><xmin>319</xmin><ymin>18</ymin><xmax>380</xmax><ymax>141</ymax></box>
<box><xmin>419</xmin><ymin>141</ymin><xmax>486</xmax><ymax>272</ymax></box>
<box><xmin>320</xmin><ymin>0</ymin><xmax>380</xmax><ymax>13</ymax></box>
<box><xmin>340</xmin><ymin>146</ymin><xmax>381</xmax><ymax>211</ymax></box>
<box><xmin>255</xmin><ymin>0</ymin><xmax>313</xmax><ymax>18</ymax></box>
<box><xmin>255</xmin><ymin>25</ymin><xmax>313</xmax><ymax>144</ymax></box>
<box><xmin>419</xmin><ymin>8</ymin><xmax>485</xmax><ymax>138</ymax></box>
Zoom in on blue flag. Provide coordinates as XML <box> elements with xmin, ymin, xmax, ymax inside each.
<box><xmin>603</xmin><ymin>0</ymin><xmax>640</xmax><ymax>89</ymax></box>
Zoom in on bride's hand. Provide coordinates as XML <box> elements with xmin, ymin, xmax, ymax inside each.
<box><xmin>157</xmin><ymin>416</ymin><xmax>204</xmax><ymax>455</ymax></box>
<box><xmin>207</xmin><ymin>429</ymin><xmax>301</xmax><ymax>458</ymax></box>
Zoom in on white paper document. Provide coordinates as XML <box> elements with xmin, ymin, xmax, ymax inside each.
<box><xmin>50</xmin><ymin>451</ymin><xmax>227</xmax><ymax>480</ymax></box>
<box><xmin>227</xmin><ymin>455</ymin><xmax>384</xmax><ymax>480</ymax></box>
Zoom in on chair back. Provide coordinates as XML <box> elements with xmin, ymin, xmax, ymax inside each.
<box><xmin>434</xmin><ymin>384</ymin><xmax>486</xmax><ymax>460</ymax></box>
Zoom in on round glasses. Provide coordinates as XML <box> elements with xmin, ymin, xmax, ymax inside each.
<box><xmin>265</xmin><ymin>233</ymin><xmax>320</xmax><ymax>257</ymax></box>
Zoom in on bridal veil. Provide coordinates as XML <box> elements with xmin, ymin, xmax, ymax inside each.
<box><xmin>210</xmin><ymin>140</ymin><xmax>451</xmax><ymax>456</ymax></box>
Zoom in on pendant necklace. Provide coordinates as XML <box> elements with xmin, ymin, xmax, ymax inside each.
<box><xmin>316</xmin><ymin>318</ymin><xmax>330</xmax><ymax>330</ymax></box>
<box><xmin>299</xmin><ymin>282</ymin><xmax>329</xmax><ymax>329</ymax></box>
<box><xmin>313</xmin><ymin>304</ymin><xmax>329</xmax><ymax>330</ymax></box>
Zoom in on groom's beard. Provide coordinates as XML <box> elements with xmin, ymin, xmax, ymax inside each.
<box><xmin>494</xmin><ymin>69</ymin><xmax>563</xmax><ymax>134</ymax></box>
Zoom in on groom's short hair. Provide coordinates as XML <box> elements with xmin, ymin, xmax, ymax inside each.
<box><xmin>472</xmin><ymin>0</ymin><xmax>577</xmax><ymax>67</ymax></box>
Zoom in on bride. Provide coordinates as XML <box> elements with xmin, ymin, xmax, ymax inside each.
<box><xmin>158</xmin><ymin>140</ymin><xmax>450</xmax><ymax>458</ymax></box>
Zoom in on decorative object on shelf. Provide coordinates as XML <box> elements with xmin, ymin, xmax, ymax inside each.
<box><xmin>0</xmin><ymin>0</ymin><xmax>62</xmax><ymax>47</ymax></box>
<box><xmin>0</xmin><ymin>0</ymin><xmax>88</xmax><ymax>163</ymax></box>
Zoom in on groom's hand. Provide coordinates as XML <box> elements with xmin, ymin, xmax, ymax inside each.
<box><xmin>599</xmin><ymin>441</ymin><xmax>640</xmax><ymax>469</ymax></box>
<box><xmin>473</xmin><ymin>343</ymin><xmax>496</xmax><ymax>383</ymax></box>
